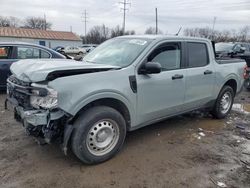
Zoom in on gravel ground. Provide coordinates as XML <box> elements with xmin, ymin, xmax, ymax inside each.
<box><xmin>0</xmin><ymin>91</ymin><xmax>250</xmax><ymax>188</ymax></box>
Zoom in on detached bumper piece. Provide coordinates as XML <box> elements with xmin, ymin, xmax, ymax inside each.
<box><xmin>14</xmin><ymin>106</ymin><xmax>66</xmax><ymax>144</ymax></box>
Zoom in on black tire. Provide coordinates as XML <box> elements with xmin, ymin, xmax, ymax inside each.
<box><xmin>211</xmin><ymin>85</ymin><xmax>234</xmax><ymax>119</ymax></box>
<box><xmin>60</xmin><ymin>51</ymin><xmax>66</xmax><ymax>55</ymax></box>
<box><xmin>78</xmin><ymin>51</ymin><xmax>84</xmax><ymax>56</ymax></box>
<box><xmin>244</xmin><ymin>80</ymin><xmax>250</xmax><ymax>91</ymax></box>
<box><xmin>71</xmin><ymin>106</ymin><xmax>126</xmax><ymax>164</ymax></box>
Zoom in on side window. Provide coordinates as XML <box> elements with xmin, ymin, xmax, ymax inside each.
<box><xmin>233</xmin><ymin>44</ymin><xmax>241</xmax><ymax>52</ymax></box>
<box><xmin>242</xmin><ymin>44</ymin><xmax>249</xmax><ymax>51</ymax></box>
<box><xmin>17</xmin><ymin>47</ymin><xmax>40</xmax><ymax>59</ymax></box>
<box><xmin>40</xmin><ymin>50</ymin><xmax>51</xmax><ymax>58</ymax></box>
<box><xmin>148</xmin><ymin>43</ymin><xmax>181</xmax><ymax>71</ymax></box>
<box><xmin>0</xmin><ymin>46</ymin><xmax>12</xmax><ymax>59</ymax></box>
<box><xmin>187</xmin><ymin>42</ymin><xmax>208</xmax><ymax>68</ymax></box>
<box><xmin>17</xmin><ymin>47</ymin><xmax>51</xmax><ymax>59</ymax></box>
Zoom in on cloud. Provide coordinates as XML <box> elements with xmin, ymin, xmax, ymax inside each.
<box><xmin>1</xmin><ymin>0</ymin><xmax>250</xmax><ymax>35</ymax></box>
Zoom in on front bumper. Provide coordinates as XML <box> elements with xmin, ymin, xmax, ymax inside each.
<box><xmin>5</xmin><ymin>76</ymin><xmax>74</xmax><ymax>153</ymax></box>
<box><xmin>6</xmin><ymin>97</ymin><xmax>74</xmax><ymax>154</ymax></box>
<box><xmin>6</xmin><ymin>93</ymin><xmax>68</xmax><ymax>142</ymax></box>
<box><xmin>14</xmin><ymin>105</ymin><xmax>64</xmax><ymax>127</ymax></box>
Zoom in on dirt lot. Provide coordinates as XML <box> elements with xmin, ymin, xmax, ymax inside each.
<box><xmin>0</xmin><ymin>91</ymin><xmax>250</xmax><ymax>188</ymax></box>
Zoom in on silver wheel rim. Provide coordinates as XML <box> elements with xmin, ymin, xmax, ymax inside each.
<box><xmin>86</xmin><ymin>119</ymin><xmax>120</xmax><ymax>156</ymax></box>
<box><xmin>220</xmin><ymin>91</ymin><xmax>232</xmax><ymax>114</ymax></box>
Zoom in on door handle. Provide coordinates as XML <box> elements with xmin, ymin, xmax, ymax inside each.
<box><xmin>204</xmin><ymin>70</ymin><xmax>213</xmax><ymax>75</ymax></box>
<box><xmin>172</xmin><ymin>74</ymin><xmax>184</xmax><ymax>80</ymax></box>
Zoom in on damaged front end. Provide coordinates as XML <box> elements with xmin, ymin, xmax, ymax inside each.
<box><xmin>6</xmin><ymin>75</ymin><xmax>73</xmax><ymax>153</ymax></box>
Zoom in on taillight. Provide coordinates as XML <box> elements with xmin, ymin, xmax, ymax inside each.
<box><xmin>243</xmin><ymin>65</ymin><xmax>249</xmax><ymax>79</ymax></box>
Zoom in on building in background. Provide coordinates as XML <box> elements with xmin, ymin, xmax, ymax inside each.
<box><xmin>0</xmin><ymin>27</ymin><xmax>82</xmax><ymax>48</ymax></box>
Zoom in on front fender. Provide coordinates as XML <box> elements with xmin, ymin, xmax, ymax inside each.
<box><xmin>61</xmin><ymin>90</ymin><xmax>136</xmax><ymax>127</ymax></box>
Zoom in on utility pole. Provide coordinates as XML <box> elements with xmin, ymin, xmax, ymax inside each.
<box><xmin>119</xmin><ymin>0</ymin><xmax>130</xmax><ymax>35</ymax></box>
<box><xmin>211</xmin><ymin>17</ymin><xmax>217</xmax><ymax>40</ymax></box>
<box><xmin>82</xmin><ymin>10</ymin><xmax>88</xmax><ymax>43</ymax></box>
<box><xmin>44</xmin><ymin>13</ymin><xmax>46</xmax><ymax>30</ymax></box>
<box><xmin>155</xmin><ymin>8</ymin><xmax>158</xmax><ymax>35</ymax></box>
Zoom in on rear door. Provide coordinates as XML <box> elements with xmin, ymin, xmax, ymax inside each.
<box><xmin>184</xmin><ymin>42</ymin><xmax>215</xmax><ymax>109</ymax></box>
<box><xmin>0</xmin><ymin>46</ymin><xmax>15</xmax><ymax>88</ymax></box>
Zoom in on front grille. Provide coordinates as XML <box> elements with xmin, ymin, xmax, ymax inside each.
<box><xmin>7</xmin><ymin>75</ymin><xmax>32</xmax><ymax>109</ymax></box>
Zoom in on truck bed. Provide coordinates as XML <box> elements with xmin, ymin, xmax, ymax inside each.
<box><xmin>216</xmin><ymin>55</ymin><xmax>250</xmax><ymax>67</ymax></box>
<box><xmin>216</xmin><ymin>58</ymin><xmax>245</xmax><ymax>64</ymax></box>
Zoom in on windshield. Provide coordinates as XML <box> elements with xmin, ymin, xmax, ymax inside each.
<box><xmin>215</xmin><ymin>43</ymin><xmax>234</xmax><ymax>52</ymax></box>
<box><xmin>83</xmin><ymin>38</ymin><xmax>152</xmax><ymax>67</ymax></box>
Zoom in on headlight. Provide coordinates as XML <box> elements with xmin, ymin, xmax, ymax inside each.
<box><xmin>30</xmin><ymin>86</ymin><xmax>58</xmax><ymax>109</ymax></box>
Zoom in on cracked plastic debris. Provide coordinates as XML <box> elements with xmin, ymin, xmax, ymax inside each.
<box><xmin>217</xmin><ymin>181</ymin><xmax>227</xmax><ymax>188</ymax></box>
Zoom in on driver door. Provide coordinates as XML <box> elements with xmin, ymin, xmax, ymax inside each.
<box><xmin>136</xmin><ymin>42</ymin><xmax>186</xmax><ymax>125</ymax></box>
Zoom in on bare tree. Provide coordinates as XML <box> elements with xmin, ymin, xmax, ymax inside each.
<box><xmin>9</xmin><ymin>17</ymin><xmax>20</xmax><ymax>27</ymax></box>
<box><xmin>81</xmin><ymin>25</ymin><xmax>137</xmax><ymax>44</ymax></box>
<box><xmin>125</xmin><ymin>30</ymin><xmax>136</xmax><ymax>35</ymax></box>
<box><xmin>0</xmin><ymin>16</ymin><xmax>20</xmax><ymax>27</ymax></box>
<box><xmin>110</xmin><ymin>25</ymin><xmax>123</xmax><ymax>38</ymax></box>
<box><xmin>83</xmin><ymin>24</ymin><xmax>110</xmax><ymax>44</ymax></box>
<box><xmin>238</xmin><ymin>26</ymin><xmax>250</xmax><ymax>42</ymax></box>
<box><xmin>23</xmin><ymin>17</ymin><xmax>52</xmax><ymax>30</ymax></box>
<box><xmin>183</xmin><ymin>27</ymin><xmax>212</xmax><ymax>38</ymax></box>
<box><xmin>183</xmin><ymin>26</ymin><xmax>250</xmax><ymax>42</ymax></box>
<box><xmin>0</xmin><ymin>16</ymin><xmax>10</xmax><ymax>27</ymax></box>
<box><xmin>145</xmin><ymin>26</ymin><xmax>163</xmax><ymax>34</ymax></box>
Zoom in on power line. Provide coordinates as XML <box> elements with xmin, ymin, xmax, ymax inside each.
<box><xmin>119</xmin><ymin>0</ymin><xmax>131</xmax><ymax>34</ymax></box>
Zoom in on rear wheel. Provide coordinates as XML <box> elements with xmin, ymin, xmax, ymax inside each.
<box><xmin>211</xmin><ymin>86</ymin><xmax>234</xmax><ymax>119</ymax></box>
<box><xmin>71</xmin><ymin>106</ymin><xmax>126</xmax><ymax>164</ymax></box>
<box><xmin>244</xmin><ymin>80</ymin><xmax>250</xmax><ymax>91</ymax></box>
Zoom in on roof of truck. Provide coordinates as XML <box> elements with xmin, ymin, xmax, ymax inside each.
<box><xmin>118</xmin><ymin>35</ymin><xmax>211</xmax><ymax>42</ymax></box>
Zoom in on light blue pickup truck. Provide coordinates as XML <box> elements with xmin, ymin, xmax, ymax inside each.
<box><xmin>6</xmin><ymin>35</ymin><xmax>245</xmax><ymax>164</ymax></box>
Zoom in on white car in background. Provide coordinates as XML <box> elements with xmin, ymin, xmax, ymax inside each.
<box><xmin>79</xmin><ymin>44</ymin><xmax>98</xmax><ymax>53</ymax></box>
<box><xmin>62</xmin><ymin>46</ymin><xmax>86</xmax><ymax>56</ymax></box>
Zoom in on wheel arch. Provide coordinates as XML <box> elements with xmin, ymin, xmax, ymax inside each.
<box><xmin>223</xmin><ymin>79</ymin><xmax>237</xmax><ymax>96</ymax></box>
<box><xmin>71</xmin><ymin>97</ymin><xmax>132</xmax><ymax>130</ymax></box>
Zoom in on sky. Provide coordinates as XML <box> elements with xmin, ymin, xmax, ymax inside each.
<box><xmin>1</xmin><ymin>0</ymin><xmax>250</xmax><ymax>35</ymax></box>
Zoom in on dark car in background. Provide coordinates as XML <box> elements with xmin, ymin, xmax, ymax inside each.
<box><xmin>0</xmin><ymin>42</ymin><xmax>65</xmax><ymax>90</ymax></box>
<box><xmin>215</xmin><ymin>42</ymin><xmax>250</xmax><ymax>58</ymax></box>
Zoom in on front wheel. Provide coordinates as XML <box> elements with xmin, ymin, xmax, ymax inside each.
<box><xmin>211</xmin><ymin>86</ymin><xmax>234</xmax><ymax>119</ymax></box>
<box><xmin>71</xmin><ymin>106</ymin><xmax>126</xmax><ymax>164</ymax></box>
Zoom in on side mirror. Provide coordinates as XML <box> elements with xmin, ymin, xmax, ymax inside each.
<box><xmin>139</xmin><ymin>62</ymin><xmax>162</xmax><ymax>74</ymax></box>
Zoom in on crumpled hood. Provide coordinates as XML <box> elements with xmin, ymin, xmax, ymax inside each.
<box><xmin>10</xmin><ymin>59</ymin><xmax>119</xmax><ymax>82</ymax></box>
